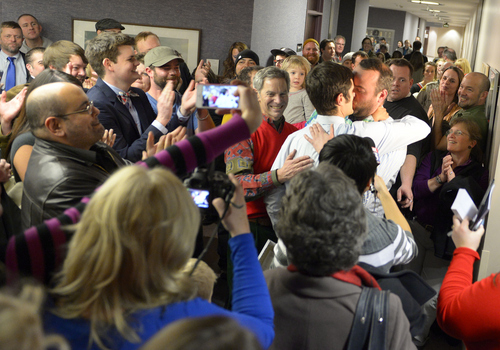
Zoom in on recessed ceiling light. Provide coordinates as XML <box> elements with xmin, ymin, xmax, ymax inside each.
<box><xmin>421</xmin><ymin>9</ymin><xmax>443</xmax><ymax>12</ymax></box>
<box><xmin>410</xmin><ymin>0</ymin><xmax>442</xmax><ymax>5</ymax></box>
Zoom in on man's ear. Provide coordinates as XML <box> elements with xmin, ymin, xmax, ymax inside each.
<box><xmin>335</xmin><ymin>92</ymin><xmax>344</xmax><ymax>106</ymax></box>
<box><xmin>103</xmin><ymin>57</ymin><xmax>113</xmax><ymax>72</ymax></box>
<box><xmin>44</xmin><ymin>117</ymin><xmax>65</xmax><ymax>137</ymax></box>
<box><xmin>145</xmin><ymin>66</ymin><xmax>154</xmax><ymax>79</ymax></box>
<box><xmin>377</xmin><ymin>89</ymin><xmax>388</xmax><ymax>105</ymax></box>
<box><xmin>480</xmin><ymin>90</ymin><xmax>489</xmax><ymax>104</ymax></box>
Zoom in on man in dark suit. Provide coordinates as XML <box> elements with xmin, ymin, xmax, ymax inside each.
<box><xmin>86</xmin><ymin>33</ymin><xmax>194</xmax><ymax>162</ymax></box>
<box><xmin>0</xmin><ymin>22</ymin><xmax>29</xmax><ymax>93</ymax></box>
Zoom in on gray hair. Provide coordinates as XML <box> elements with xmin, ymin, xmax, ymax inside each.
<box><xmin>253</xmin><ymin>66</ymin><xmax>290</xmax><ymax>93</ymax></box>
<box><xmin>276</xmin><ymin>163</ymin><xmax>367</xmax><ymax>276</ymax></box>
<box><xmin>443</xmin><ymin>48</ymin><xmax>457</xmax><ymax>62</ymax></box>
<box><xmin>334</xmin><ymin>35</ymin><xmax>345</xmax><ymax>43</ymax></box>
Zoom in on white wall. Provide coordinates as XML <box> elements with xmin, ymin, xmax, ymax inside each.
<box><xmin>351</xmin><ymin>0</ymin><xmax>370</xmax><ymax>50</ymax></box>
<box><xmin>328</xmin><ymin>0</ymin><xmax>341</xmax><ymax>38</ymax></box>
<box><xmin>321</xmin><ymin>0</ymin><xmax>333</xmax><ymax>39</ymax></box>
<box><xmin>474</xmin><ymin>0</ymin><xmax>500</xmax><ymax>279</ymax></box>
<box><xmin>402</xmin><ymin>12</ymin><xmax>419</xmax><ymax>44</ymax></box>
<box><xmin>251</xmin><ymin>0</ymin><xmax>308</xmax><ymax>66</ymax></box>
<box><xmin>418</xmin><ymin>19</ymin><xmax>426</xmax><ymax>40</ymax></box>
<box><xmin>427</xmin><ymin>26</ymin><xmax>464</xmax><ymax>60</ymax></box>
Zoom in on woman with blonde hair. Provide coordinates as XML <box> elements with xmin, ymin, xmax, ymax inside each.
<box><xmin>44</xmin><ymin>165</ymin><xmax>274</xmax><ymax>350</ymax></box>
<box><xmin>455</xmin><ymin>58</ymin><xmax>472</xmax><ymax>75</ymax></box>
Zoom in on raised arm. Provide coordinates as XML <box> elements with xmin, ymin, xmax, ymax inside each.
<box><xmin>436</xmin><ymin>217</ymin><xmax>498</xmax><ymax>345</ymax></box>
<box><xmin>0</xmin><ymin>87</ymin><xmax>27</xmax><ymax>135</ymax></box>
<box><xmin>7</xmin><ymin>85</ymin><xmax>263</xmax><ymax>284</ymax></box>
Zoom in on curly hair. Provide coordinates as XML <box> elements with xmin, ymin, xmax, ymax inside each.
<box><xmin>276</xmin><ymin>163</ymin><xmax>366</xmax><ymax>276</ymax></box>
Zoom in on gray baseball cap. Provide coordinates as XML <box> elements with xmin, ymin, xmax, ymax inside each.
<box><xmin>144</xmin><ymin>46</ymin><xmax>184</xmax><ymax>67</ymax></box>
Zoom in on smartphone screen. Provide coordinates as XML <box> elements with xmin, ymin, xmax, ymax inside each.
<box><xmin>188</xmin><ymin>188</ymin><xmax>210</xmax><ymax>208</ymax></box>
<box><xmin>196</xmin><ymin>84</ymin><xmax>239</xmax><ymax>109</ymax></box>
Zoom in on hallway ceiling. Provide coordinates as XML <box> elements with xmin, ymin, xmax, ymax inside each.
<box><xmin>369</xmin><ymin>0</ymin><xmax>481</xmax><ymax>27</ymax></box>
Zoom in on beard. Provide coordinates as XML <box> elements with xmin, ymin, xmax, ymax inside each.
<box><xmin>2</xmin><ymin>43</ymin><xmax>21</xmax><ymax>55</ymax></box>
<box><xmin>304</xmin><ymin>53</ymin><xmax>319</xmax><ymax>66</ymax></box>
<box><xmin>154</xmin><ymin>72</ymin><xmax>180</xmax><ymax>90</ymax></box>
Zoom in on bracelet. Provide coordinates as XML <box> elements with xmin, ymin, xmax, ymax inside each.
<box><xmin>435</xmin><ymin>175</ymin><xmax>443</xmax><ymax>184</ymax></box>
<box><xmin>197</xmin><ymin>111</ymin><xmax>210</xmax><ymax>121</ymax></box>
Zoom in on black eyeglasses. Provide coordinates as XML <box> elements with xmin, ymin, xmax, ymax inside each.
<box><xmin>57</xmin><ymin>101</ymin><xmax>94</xmax><ymax>119</ymax></box>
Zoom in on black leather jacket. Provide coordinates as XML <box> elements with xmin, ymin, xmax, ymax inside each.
<box><xmin>21</xmin><ymin>138</ymin><xmax>127</xmax><ymax>230</ymax></box>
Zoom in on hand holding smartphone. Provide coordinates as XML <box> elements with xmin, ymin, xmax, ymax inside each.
<box><xmin>196</xmin><ymin>84</ymin><xmax>240</xmax><ymax>109</ymax></box>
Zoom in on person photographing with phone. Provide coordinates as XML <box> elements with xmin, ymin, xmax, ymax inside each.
<box><xmin>437</xmin><ymin>216</ymin><xmax>499</xmax><ymax>350</ymax></box>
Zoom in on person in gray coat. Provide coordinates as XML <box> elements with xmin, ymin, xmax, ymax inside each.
<box><xmin>265</xmin><ymin>162</ymin><xmax>415</xmax><ymax>350</ymax></box>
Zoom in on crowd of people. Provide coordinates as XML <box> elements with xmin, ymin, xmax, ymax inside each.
<box><xmin>0</xmin><ymin>14</ymin><xmax>497</xmax><ymax>350</ymax></box>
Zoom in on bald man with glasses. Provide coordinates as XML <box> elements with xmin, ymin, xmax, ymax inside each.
<box><xmin>21</xmin><ymin>81</ymin><xmax>128</xmax><ymax>229</ymax></box>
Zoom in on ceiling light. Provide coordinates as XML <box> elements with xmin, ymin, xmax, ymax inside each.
<box><xmin>410</xmin><ymin>0</ymin><xmax>441</xmax><ymax>5</ymax></box>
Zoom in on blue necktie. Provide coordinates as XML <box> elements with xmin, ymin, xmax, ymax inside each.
<box><xmin>5</xmin><ymin>57</ymin><xmax>16</xmax><ymax>91</ymax></box>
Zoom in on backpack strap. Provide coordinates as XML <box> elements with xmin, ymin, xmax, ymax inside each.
<box><xmin>346</xmin><ymin>288</ymin><xmax>390</xmax><ymax>350</ymax></box>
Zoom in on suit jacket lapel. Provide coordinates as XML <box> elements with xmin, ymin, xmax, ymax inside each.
<box><xmin>95</xmin><ymin>79</ymin><xmax>140</xmax><ymax>138</ymax></box>
<box><xmin>129</xmin><ymin>94</ymin><xmax>150</xmax><ymax>132</ymax></box>
<box><xmin>97</xmin><ymin>79</ymin><xmax>136</xmax><ymax>123</ymax></box>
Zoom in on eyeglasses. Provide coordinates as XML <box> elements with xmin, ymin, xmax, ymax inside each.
<box><xmin>274</xmin><ymin>59</ymin><xmax>284</xmax><ymax>65</ymax></box>
<box><xmin>446</xmin><ymin>129</ymin><xmax>469</xmax><ymax>137</ymax></box>
<box><xmin>57</xmin><ymin>101</ymin><xmax>94</xmax><ymax>119</ymax></box>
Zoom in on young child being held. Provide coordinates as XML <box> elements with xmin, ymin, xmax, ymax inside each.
<box><xmin>281</xmin><ymin>55</ymin><xmax>315</xmax><ymax>129</ymax></box>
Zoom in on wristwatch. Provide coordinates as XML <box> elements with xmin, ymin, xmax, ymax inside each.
<box><xmin>435</xmin><ymin>175</ymin><xmax>444</xmax><ymax>184</ymax></box>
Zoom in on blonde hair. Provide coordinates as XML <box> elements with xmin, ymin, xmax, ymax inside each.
<box><xmin>51</xmin><ymin>166</ymin><xmax>200</xmax><ymax>349</ymax></box>
<box><xmin>183</xmin><ymin>258</ymin><xmax>218</xmax><ymax>301</ymax></box>
<box><xmin>281</xmin><ymin>55</ymin><xmax>311</xmax><ymax>89</ymax></box>
<box><xmin>0</xmin><ymin>285</ymin><xmax>69</xmax><ymax>350</ymax></box>
<box><xmin>455</xmin><ymin>58</ymin><xmax>472</xmax><ymax>75</ymax></box>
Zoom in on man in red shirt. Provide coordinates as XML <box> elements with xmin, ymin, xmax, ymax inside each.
<box><xmin>225</xmin><ymin>66</ymin><xmax>313</xmax><ymax>250</ymax></box>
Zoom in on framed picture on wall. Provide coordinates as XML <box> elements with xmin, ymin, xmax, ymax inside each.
<box><xmin>72</xmin><ymin>19</ymin><xmax>201</xmax><ymax>70</ymax></box>
<box><xmin>366</xmin><ymin>28</ymin><xmax>395</xmax><ymax>53</ymax></box>
<box><xmin>482</xmin><ymin>62</ymin><xmax>490</xmax><ymax>77</ymax></box>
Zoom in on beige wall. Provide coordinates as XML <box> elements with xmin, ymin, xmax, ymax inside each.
<box><xmin>427</xmin><ymin>26</ymin><xmax>464</xmax><ymax>60</ymax></box>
